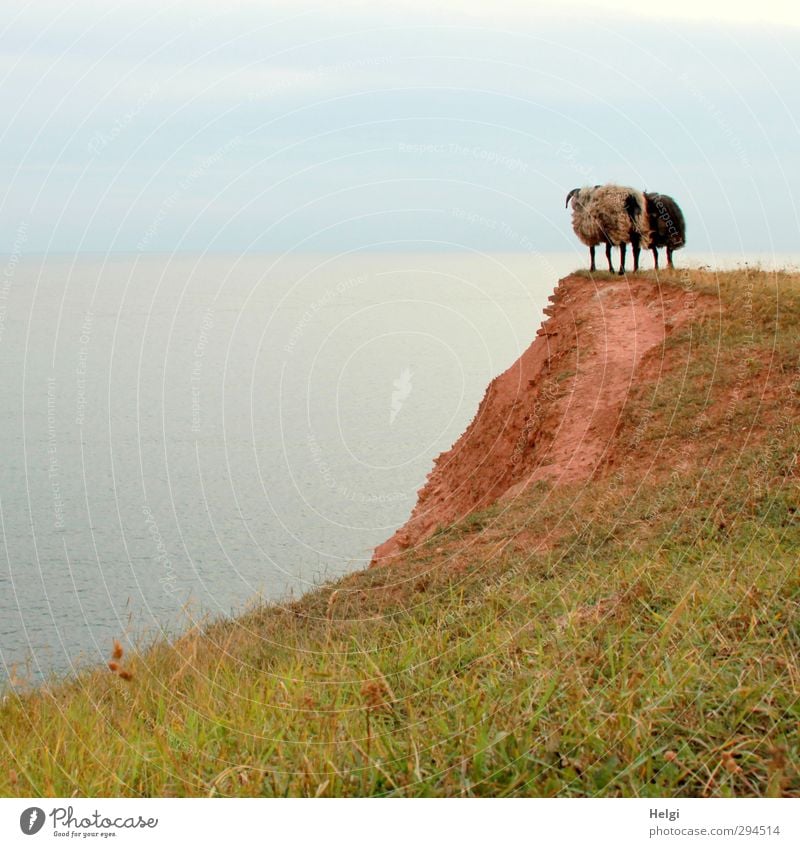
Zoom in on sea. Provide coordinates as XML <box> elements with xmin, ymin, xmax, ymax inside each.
<box><xmin>1</xmin><ymin>251</ymin><xmax>796</xmax><ymax>683</ymax></box>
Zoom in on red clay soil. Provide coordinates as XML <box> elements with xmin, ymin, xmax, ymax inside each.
<box><xmin>371</xmin><ymin>273</ymin><xmax>703</xmax><ymax>566</ymax></box>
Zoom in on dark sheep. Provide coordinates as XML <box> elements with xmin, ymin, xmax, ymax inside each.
<box><xmin>643</xmin><ymin>192</ymin><xmax>686</xmax><ymax>269</ymax></box>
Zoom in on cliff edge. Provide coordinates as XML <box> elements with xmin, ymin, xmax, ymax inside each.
<box><xmin>372</xmin><ymin>272</ymin><xmax>702</xmax><ymax>565</ymax></box>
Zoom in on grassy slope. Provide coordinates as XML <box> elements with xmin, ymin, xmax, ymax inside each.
<box><xmin>1</xmin><ymin>268</ymin><xmax>798</xmax><ymax>798</ymax></box>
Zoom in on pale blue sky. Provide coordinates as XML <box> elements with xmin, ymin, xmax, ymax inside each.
<box><xmin>1</xmin><ymin>0</ymin><xmax>798</xmax><ymax>253</ymax></box>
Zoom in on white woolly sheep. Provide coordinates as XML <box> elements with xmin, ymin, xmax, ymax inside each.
<box><xmin>565</xmin><ymin>184</ymin><xmax>650</xmax><ymax>275</ymax></box>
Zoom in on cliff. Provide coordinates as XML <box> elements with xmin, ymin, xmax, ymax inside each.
<box><xmin>372</xmin><ymin>272</ymin><xmax>703</xmax><ymax>564</ymax></box>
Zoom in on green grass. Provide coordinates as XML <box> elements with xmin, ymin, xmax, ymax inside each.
<box><xmin>1</xmin><ymin>267</ymin><xmax>798</xmax><ymax>797</ymax></box>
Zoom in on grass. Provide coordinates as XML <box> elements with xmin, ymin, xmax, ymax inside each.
<box><xmin>1</xmin><ymin>266</ymin><xmax>798</xmax><ymax>797</ymax></box>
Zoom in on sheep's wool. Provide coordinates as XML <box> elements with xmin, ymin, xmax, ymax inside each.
<box><xmin>645</xmin><ymin>193</ymin><xmax>686</xmax><ymax>249</ymax></box>
<box><xmin>569</xmin><ymin>185</ymin><xmax>651</xmax><ymax>248</ymax></box>
<box><xmin>569</xmin><ymin>187</ymin><xmax>604</xmax><ymax>246</ymax></box>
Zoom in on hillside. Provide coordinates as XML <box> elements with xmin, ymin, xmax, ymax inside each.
<box><xmin>1</xmin><ymin>266</ymin><xmax>798</xmax><ymax>798</ymax></box>
<box><xmin>373</xmin><ymin>273</ymin><xmax>704</xmax><ymax>563</ymax></box>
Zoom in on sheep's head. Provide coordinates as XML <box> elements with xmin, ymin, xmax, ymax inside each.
<box><xmin>565</xmin><ymin>188</ymin><xmax>580</xmax><ymax>209</ymax></box>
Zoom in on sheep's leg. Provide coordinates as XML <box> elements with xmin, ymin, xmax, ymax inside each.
<box><xmin>667</xmin><ymin>246</ymin><xmax>675</xmax><ymax>269</ymax></box>
<box><xmin>652</xmin><ymin>247</ymin><xmax>659</xmax><ymax>270</ymax></box>
<box><xmin>618</xmin><ymin>243</ymin><xmax>627</xmax><ymax>276</ymax></box>
<box><xmin>631</xmin><ymin>234</ymin><xmax>641</xmax><ymax>272</ymax></box>
<box><xmin>605</xmin><ymin>242</ymin><xmax>614</xmax><ymax>273</ymax></box>
<box><xmin>589</xmin><ymin>244</ymin><xmax>596</xmax><ymax>272</ymax></box>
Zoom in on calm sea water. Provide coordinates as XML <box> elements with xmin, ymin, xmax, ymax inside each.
<box><xmin>1</xmin><ymin>250</ymin><xmax>796</xmax><ymax>682</ymax></box>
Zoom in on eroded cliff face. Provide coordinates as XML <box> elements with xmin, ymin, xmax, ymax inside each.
<box><xmin>371</xmin><ymin>273</ymin><xmax>701</xmax><ymax>565</ymax></box>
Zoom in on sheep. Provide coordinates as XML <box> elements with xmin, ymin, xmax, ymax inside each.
<box><xmin>565</xmin><ymin>184</ymin><xmax>650</xmax><ymax>275</ymax></box>
<box><xmin>643</xmin><ymin>192</ymin><xmax>686</xmax><ymax>269</ymax></box>
<box><xmin>565</xmin><ymin>186</ymin><xmax>606</xmax><ymax>272</ymax></box>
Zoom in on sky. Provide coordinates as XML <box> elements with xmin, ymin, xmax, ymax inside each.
<box><xmin>0</xmin><ymin>0</ymin><xmax>798</xmax><ymax>254</ymax></box>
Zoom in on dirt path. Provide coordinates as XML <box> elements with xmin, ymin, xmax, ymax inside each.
<box><xmin>371</xmin><ymin>273</ymin><xmax>700</xmax><ymax>565</ymax></box>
